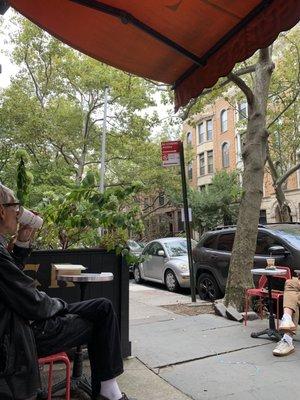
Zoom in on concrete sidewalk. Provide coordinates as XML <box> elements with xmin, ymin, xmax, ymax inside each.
<box><xmin>52</xmin><ymin>282</ymin><xmax>300</xmax><ymax>399</ymax></box>
<box><xmin>126</xmin><ymin>281</ymin><xmax>300</xmax><ymax>400</ymax></box>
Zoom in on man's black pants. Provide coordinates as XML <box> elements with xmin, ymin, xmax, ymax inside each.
<box><xmin>32</xmin><ymin>298</ymin><xmax>124</xmax><ymax>395</ymax></box>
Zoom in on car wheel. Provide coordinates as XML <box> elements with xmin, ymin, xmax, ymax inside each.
<box><xmin>165</xmin><ymin>269</ymin><xmax>179</xmax><ymax>292</ymax></box>
<box><xmin>197</xmin><ymin>273</ymin><xmax>221</xmax><ymax>301</ymax></box>
<box><xmin>134</xmin><ymin>266</ymin><xmax>142</xmax><ymax>284</ymax></box>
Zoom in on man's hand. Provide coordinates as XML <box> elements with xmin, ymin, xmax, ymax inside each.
<box><xmin>17</xmin><ymin>225</ymin><xmax>37</xmax><ymax>243</ymax></box>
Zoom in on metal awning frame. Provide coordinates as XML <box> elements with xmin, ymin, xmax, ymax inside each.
<box><xmin>70</xmin><ymin>0</ymin><xmax>273</xmax><ymax>90</ymax></box>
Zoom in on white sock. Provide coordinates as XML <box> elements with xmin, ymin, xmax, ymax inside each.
<box><xmin>100</xmin><ymin>378</ymin><xmax>122</xmax><ymax>400</ymax></box>
<box><xmin>282</xmin><ymin>313</ymin><xmax>292</xmax><ymax>321</ymax></box>
<box><xmin>283</xmin><ymin>333</ymin><xmax>293</xmax><ymax>346</ymax></box>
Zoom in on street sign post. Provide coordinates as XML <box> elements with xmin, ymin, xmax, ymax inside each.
<box><xmin>161</xmin><ymin>140</ymin><xmax>196</xmax><ymax>302</ymax></box>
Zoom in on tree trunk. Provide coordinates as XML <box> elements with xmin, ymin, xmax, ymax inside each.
<box><xmin>224</xmin><ymin>48</ymin><xmax>274</xmax><ymax>311</ymax></box>
<box><xmin>273</xmin><ymin>185</ymin><xmax>292</xmax><ymax>222</ymax></box>
<box><xmin>75</xmin><ymin>112</ymin><xmax>90</xmax><ymax>184</ymax></box>
<box><xmin>267</xmin><ymin>149</ymin><xmax>296</xmax><ymax>222</ymax></box>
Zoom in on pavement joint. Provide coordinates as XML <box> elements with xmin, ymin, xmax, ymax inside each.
<box><xmin>199</xmin><ymin>322</ymin><xmax>241</xmax><ymax>331</ymax></box>
<box><xmin>153</xmin><ymin>341</ymin><xmax>273</xmax><ymax>370</ymax></box>
<box><xmin>130</xmin><ymin>316</ymin><xmax>177</xmax><ymax>326</ymax></box>
<box><xmin>133</xmin><ymin>356</ymin><xmax>196</xmax><ymax>400</ymax></box>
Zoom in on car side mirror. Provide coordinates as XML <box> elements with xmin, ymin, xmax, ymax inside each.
<box><xmin>157</xmin><ymin>250</ymin><xmax>165</xmax><ymax>257</ymax></box>
<box><xmin>269</xmin><ymin>245</ymin><xmax>289</xmax><ymax>256</ymax></box>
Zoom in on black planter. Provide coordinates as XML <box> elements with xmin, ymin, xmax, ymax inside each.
<box><xmin>25</xmin><ymin>248</ymin><xmax>131</xmax><ymax>357</ymax></box>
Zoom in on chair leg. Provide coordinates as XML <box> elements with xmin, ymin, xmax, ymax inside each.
<box><xmin>48</xmin><ymin>362</ymin><xmax>53</xmax><ymax>400</ymax></box>
<box><xmin>276</xmin><ymin>298</ymin><xmax>280</xmax><ymax>330</ymax></box>
<box><xmin>244</xmin><ymin>293</ymin><xmax>249</xmax><ymax>326</ymax></box>
<box><xmin>259</xmin><ymin>296</ymin><xmax>263</xmax><ymax>320</ymax></box>
<box><xmin>64</xmin><ymin>358</ymin><xmax>71</xmax><ymax>400</ymax></box>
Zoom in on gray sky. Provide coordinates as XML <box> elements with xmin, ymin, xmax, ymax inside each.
<box><xmin>0</xmin><ymin>9</ymin><xmax>180</xmax><ymax>137</ymax></box>
<box><xmin>0</xmin><ymin>9</ymin><xmax>18</xmax><ymax>88</ymax></box>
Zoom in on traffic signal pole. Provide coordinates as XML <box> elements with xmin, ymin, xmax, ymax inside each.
<box><xmin>179</xmin><ymin>141</ymin><xmax>196</xmax><ymax>302</ymax></box>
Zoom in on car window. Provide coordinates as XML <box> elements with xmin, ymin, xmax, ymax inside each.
<box><xmin>163</xmin><ymin>240</ymin><xmax>188</xmax><ymax>257</ymax></box>
<box><xmin>203</xmin><ymin>235</ymin><xmax>218</xmax><ymax>249</ymax></box>
<box><xmin>143</xmin><ymin>243</ymin><xmax>155</xmax><ymax>255</ymax></box>
<box><xmin>217</xmin><ymin>233</ymin><xmax>235</xmax><ymax>252</ymax></box>
<box><xmin>255</xmin><ymin>232</ymin><xmax>282</xmax><ymax>255</ymax></box>
<box><xmin>151</xmin><ymin>242</ymin><xmax>164</xmax><ymax>256</ymax></box>
<box><xmin>266</xmin><ymin>225</ymin><xmax>300</xmax><ymax>247</ymax></box>
<box><xmin>127</xmin><ymin>240</ymin><xmax>142</xmax><ymax>251</ymax></box>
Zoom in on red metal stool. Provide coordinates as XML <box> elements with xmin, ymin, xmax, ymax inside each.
<box><xmin>38</xmin><ymin>352</ymin><xmax>71</xmax><ymax>400</ymax></box>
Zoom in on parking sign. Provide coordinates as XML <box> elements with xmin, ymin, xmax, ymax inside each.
<box><xmin>161</xmin><ymin>141</ymin><xmax>181</xmax><ymax>167</ymax></box>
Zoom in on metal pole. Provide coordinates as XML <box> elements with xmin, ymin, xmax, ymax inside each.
<box><xmin>99</xmin><ymin>85</ymin><xmax>108</xmax><ymax>193</ymax></box>
<box><xmin>179</xmin><ymin>141</ymin><xmax>196</xmax><ymax>302</ymax></box>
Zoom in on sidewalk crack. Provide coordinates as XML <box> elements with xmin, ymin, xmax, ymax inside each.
<box><xmin>154</xmin><ymin>341</ymin><xmax>272</xmax><ymax>370</ymax></box>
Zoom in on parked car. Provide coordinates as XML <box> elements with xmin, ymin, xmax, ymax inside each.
<box><xmin>134</xmin><ymin>237</ymin><xmax>196</xmax><ymax>291</ymax></box>
<box><xmin>193</xmin><ymin>223</ymin><xmax>300</xmax><ymax>301</ymax></box>
<box><xmin>127</xmin><ymin>240</ymin><xmax>144</xmax><ymax>273</ymax></box>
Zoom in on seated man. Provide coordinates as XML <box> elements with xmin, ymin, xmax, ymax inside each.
<box><xmin>0</xmin><ymin>184</ymin><xmax>134</xmax><ymax>400</ymax></box>
<box><xmin>273</xmin><ymin>277</ymin><xmax>299</xmax><ymax>356</ymax></box>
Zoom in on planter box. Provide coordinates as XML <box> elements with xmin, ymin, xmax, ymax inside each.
<box><xmin>25</xmin><ymin>248</ymin><xmax>131</xmax><ymax>357</ymax></box>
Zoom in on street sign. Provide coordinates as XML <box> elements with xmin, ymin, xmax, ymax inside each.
<box><xmin>181</xmin><ymin>207</ymin><xmax>192</xmax><ymax>222</ymax></box>
<box><xmin>161</xmin><ymin>141</ymin><xmax>181</xmax><ymax>167</ymax></box>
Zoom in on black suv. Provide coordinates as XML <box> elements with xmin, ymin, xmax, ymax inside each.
<box><xmin>193</xmin><ymin>223</ymin><xmax>300</xmax><ymax>300</ymax></box>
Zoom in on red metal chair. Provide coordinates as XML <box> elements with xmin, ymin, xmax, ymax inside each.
<box><xmin>244</xmin><ymin>274</ymin><xmax>267</xmax><ymax>326</ymax></box>
<box><xmin>244</xmin><ymin>266</ymin><xmax>292</xmax><ymax>329</ymax></box>
<box><xmin>38</xmin><ymin>352</ymin><xmax>71</xmax><ymax>400</ymax></box>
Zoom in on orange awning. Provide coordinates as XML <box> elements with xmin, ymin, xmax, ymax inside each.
<box><xmin>8</xmin><ymin>0</ymin><xmax>300</xmax><ymax>110</ymax></box>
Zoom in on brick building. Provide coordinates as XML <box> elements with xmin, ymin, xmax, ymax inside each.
<box><xmin>183</xmin><ymin>98</ymin><xmax>300</xmax><ymax>223</ymax></box>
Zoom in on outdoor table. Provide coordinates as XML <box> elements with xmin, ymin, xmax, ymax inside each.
<box><xmin>250</xmin><ymin>268</ymin><xmax>285</xmax><ymax>341</ymax></box>
<box><xmin>52</xmin><ymin>272</ymin><xmax>114</xmax><ymax>398</ymax></box>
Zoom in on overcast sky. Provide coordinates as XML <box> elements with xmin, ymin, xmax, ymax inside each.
<box><xmin>0</xmin><ymin>9</ymin><xmax>18</xmax><ymax>88</ymax></box>
<box><xmin>0</xmin><ymin>9</ymin><xmax>180</xmax><ymax>137</ymax></box>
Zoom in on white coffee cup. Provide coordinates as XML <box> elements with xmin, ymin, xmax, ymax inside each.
<box><xmin>18</xmin><ymin>207</ymin><xmax>43</xmax><ymax>229</ymax></box>
<box><xmin>266</xmin><ymin>258</ymin><xmax>275</xmax><ymax>268</ymax></box>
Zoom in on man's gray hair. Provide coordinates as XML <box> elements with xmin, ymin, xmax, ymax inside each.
<box><xmin>0</xmin><ymin>184</ymin><xmax>16</xmax><ymax>204</ymax></box>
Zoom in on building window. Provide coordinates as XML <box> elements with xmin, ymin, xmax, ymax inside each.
<box><xmin>220</xmin><ymin>109</ymin><xmax>228</xmax><ymax>132</ymax></box>
<box><xmin>158</xmin><ymin>193</ymin><xmax>165</xmax><ymax>206</ymax></box>
<box><xmin>199</xmin><ymin>185</ymin><xmax>206</xmax><ymax>192</ymax></box>
<box><xmin>259</xmin><ymin>209</ymin><xmax>267</xmax><ymax>224</ymax></box>
<box><xmin>199</xmin><ymin>152</ymin><xmax>205</xmax><ymax>176</ymax></box>
<box><xmin>207</xmin><ymin>150</ymin><xmax>214</xmax><ymax>173</ymax></box>
<box><xmin>177</xmin><ymin>210</ymin><xmax>184</xmax><ymax>231</ymax></box>
<box><xmin>238</xmin><ymin>101</ymin><xmax>248</xmax><ymax>120</ymax></box>
<box><xmin>188</xmin><ymin>162</ymin><xmax>193</xmax><ymax>180</ymax></box>
<box><xmin>206</xmin><ymin>119</ymin><xmax>212</xmax><ymax>141</ymax></box>
<box><xmin>198</xmin><ymin>122</ymin><xmax>205</xmax><ymax>144</ymax></box>
<box><xmin>222</xmin><ymin>142</ymin><xmax>230</xmax><ymax>168</ymax></box>
<box><xmin>187</xmin><ymin>132</ymin><xmax>192</xmax><ymax>144</ymax></box>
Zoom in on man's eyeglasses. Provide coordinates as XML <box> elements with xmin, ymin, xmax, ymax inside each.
<box><xmin>1</xmin><ymin>202</ymin><xmax>21</xmax><ymax>212</ymax></box>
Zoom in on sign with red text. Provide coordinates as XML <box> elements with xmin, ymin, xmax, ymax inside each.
<box><xmin>161</xmin><ymin>140</ymin><xmax>181</xmax><ymax>167</ymax></box>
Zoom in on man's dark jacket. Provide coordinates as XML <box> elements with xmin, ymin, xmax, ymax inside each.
<box><xmin>0</xmin><ymin>242</ymin><xmax>68</xmax><ymax>399</ymax></box>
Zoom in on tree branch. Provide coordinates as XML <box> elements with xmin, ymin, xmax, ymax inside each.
<box><xmin>266</xmin><ymin>142</ymin><xmax>279</xmax><ymax>183</ymax></box>
<box><xmin>227</xmin><ymin>72</ymin><xmax>254</xmax><ymax>106</ymax></box>
<box><xmin>24</xmin><ymin>48</ymin><xmax>44</xmax><ymax>108</ymax></box>
<box><xmin>277</xmin><ymin>161</ymin><xmax>300</xmax><ymax>188</ymax></box>
<box><xmin>141</xmin><ymin>201</ymin><xmax>172</xmax><ymax>219</ymax></box>
<box><xmin>259</xmin><ymin>47</ymin><xmax>271</xmax><ymax>63</ymax></box>
<box><xmin>267</xmin><ymin>89</ymin><xmax>300</xmax><ymax>129</ymax></box>
<box><xmin>181</xmin><ymin>65</ymin><xmax>256</xmax><ymax>120</ymax></box>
